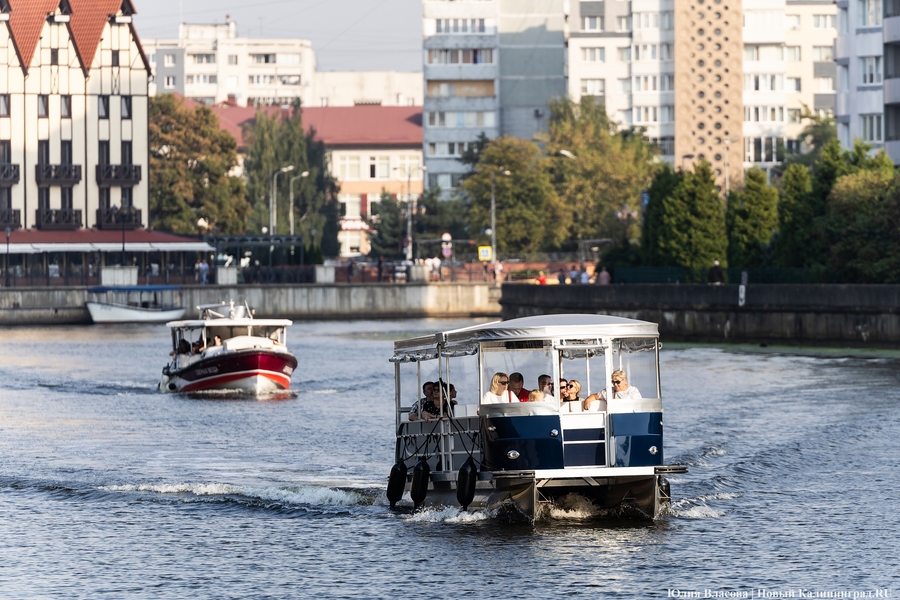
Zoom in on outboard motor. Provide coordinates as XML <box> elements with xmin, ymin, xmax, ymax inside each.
<box><xmin>456</xmin><ymin>457</ymin><xmax>478</xmax><ymax>511</ymax></box>
<box><xmin>410</xmin><ymin>459</ymin><xmax>431</xmax><ymax>509</ymax></box>
<box><xmin>386</xmin><ymin>461</ymin><xmax>408</xmax><ymax>508</ymax></box>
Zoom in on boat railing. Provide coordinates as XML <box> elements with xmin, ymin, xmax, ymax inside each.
<box><xmin>397</xmin><ymin>416</ymin><xmax>482</xmax><ymax>473</ymax></box>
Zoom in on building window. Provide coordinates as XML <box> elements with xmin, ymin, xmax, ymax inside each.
<box><xmin>61</xmin><ymin>141</ymin><xmax>72</xmax><ymax>165</ymax></box>
<box><xmin>581</xmin><ymin>79</ymin><xmax>605</xmax><ymax>95</ymax></box>
<box><xmin>61</xmin><ymin>187</ymin><xmax>73</xmax><ymax>211</ymax></box>
<box><xmin>617</xmin><ymin>78</ymin><xmax>632</xmax><ymax>94</ymax></box>
<box><xmin>191</xmin><ymin>54</ymin><xmax>215</xmax><ymax>64</ymax></box>
<box><xmin>248</xmin><ymin>75</ymin><xmax>276</xmax><ymax>85</ymax></box>
<box><xmin>339</xmin><ymin>194</ymin><xmax>362</xmax><ymax>219</ymax></box>
<box><xmin>813</xmin><ymin>46</ymin><xmax>833</xmax><ymax>61</ymax></box>
<box><xmin>38</xmin><ymin>140</ymin><xmax>49</xmax><ymax>164</ymax></box>
<box><xmin>788</xmin><ymin>109</ymin><xmax>801</xmax><ymax>123</ymax></box>
<box><xmin>427</xmin><ymin>49</ymin><xmax>494</xmax><ymax>64</ymax></box>
<box><xmin>859</xmin><ymin>0</ymin><xmax>882</xmax><ymax>26</ymax></box>
<box><xmin>38</xmin><ymin>95</ymin><xmax>49</xmax><ymax>118</ymax></box>
<box><xmin>121</xmin><ymin>96</ymin><xmax>132</xmax><ymax>119</ymax></box>
<box><xmin>38</xmin><ymin>187</ymin><xmax>50</xmax><ymax>211</ymax></box>
<box><xmin>816</xmin><ymin>77</ymin><xmax>835</xmax><ymax>91</ymax></box>
<box><xmin>60</xmin><ymin>95</ymin><xmax>71</xmax><ymax>118</ymax></box>
<box><xmin>812</xmin><ymin>14</ymin><xmax>836</xmax><ymax>29</ymax></box>
<box><xmin>122</xmin><ymin>141</ymin><xmax>132</xmax><ymax>165</ymax></box>
<box><xmin>744</xmin><ymin>45</ymin><xmax>759</xmax><ymax>61</ymax></box>
<box><xmin>0</xmin><ymin>94</ymin><xmax>9</xmax><ymax>117</ymax></box>
<box><xmin>581</xmin><ymin>47</ymin><xmax>605</xmax><ymax>62</ymax></box>
<box><xmin>0</xmin><ymin>187</ymin><xmax>10</xmax><ymax>211</ymax></box>
<box><xmin>785</xmin><ymin>46</ymin><xmax>801</xmax><ymax>61</ymax></box>
<box><xmin>618</xmin><ymin>109</ymin><xmax>633</xmax><ymax>125</ymax></box>
<box><xmin>0</xmin><ymin>140</ymin><xmax>9</xmax><ymax>164</ymax></box>
<box><xmin>786</xmin><ymin>77</ymin><xmax>801</xmax><ymax>92</ymax></box>
<box><xmin>369</xmin><ymin>156</ymin><xmax>389</xmax><ymax>178</ymax></box>
<box><xmin>99</xmin><ymin>187</ymin><xmax>110</xmax><ymax>212</ymax></box>
<box><xmin>617</xmin><ymin>47</ymin><xmax>631</xmax><ymax>62</ymax></box>
<box><xmin>111</xmin><ymin>50</ymin><xmax>119</xmax><ymax>67</ymax></box>
<box><xmin>860</xmin><ymin>114</ymin><xmax>882</xmax><ymax>141</ymax></box>
<box><xmin>860</xmin><ymin>56</ymin><xmax>883</xmax><ymax>84</ymax></box>
<box><xmin>228</xmin><ymin>54</ymin><xmax>238</xmax><ymax>65</ymax></box>
<box><xmin>252</xmin><ymin>54</ymin><xmax>277</xmax><ymax>64</ymax></box>
<box><xmin>582</xmin><ymin>16</ymin><xmax>603</xmax><ymax>31</ymax></box>
<box><xmin>98</xmin><ymin>95</ymin><xmax>109</xmax><ymax>119</ymax></box>
<box><xmin>435</xmin><ymin>18</ymin><xmax>487</xmax><ymax>34</ymax></box>
<box><xmin>745</xmin><ymin>74</ymin><xmax>786</xmax><ymax>92</ymax></box>
<box><xmin>786</xmin><ymin>14</ymin><xmax>801</xmax><ymax>30</ymax></box>
<box><xmin>149</xmin><ymin>53</ymin><xmax>156</xmax><ymax>65</ymax></box>
<box><xmin>338</xmin><ymin>156</ymin><xmax>360</xmax><ymax>180</ymax></box>
<box><xmin>164</xmin><ymin>53</ymin><xmax>175</xmax><ymax>67</ymax></box>
<box><xmin>99</xmin><ymin>141</ymin><xmax>110</xmax><ymax>165</ymax></box>
<box><xmin>617</xmin><ymin>16</ymin><xmax>631</xmax><ymax>32</ymax></box>
<box><xmin>51</xmin><ymin>49</ymin><xmax>59</xmax><ymax>65</ymax></box>
<box><xmin>396</xmin><ymin>156</ymin><xmax>421</xmax><ymax>179</ymax></box>
<box><xmin>121</xmin><ymin>187</ymin><xmax>133</xmax><ymax>208</ymax></box>
<box><xmin>164</xmin><ymin>76</ymin><xmax>176</xmax><ymax>89</ymax></box>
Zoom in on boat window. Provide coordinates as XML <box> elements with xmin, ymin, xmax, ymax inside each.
<box><xmin>442</xmin><ymin>353</ymin><xmax>478</xmax><ymax>416</ymax></box>
<box><xmin>559</xmin><ymin>345</ymin><xmax>607</xmax><ymax>405</ymax></box>
<box><xmin>613</xmin><ymin>337</ymin><xmax>659</xmax><ymax>401</ymax></box>
<box><xmin>481</xmin><ymin>344</ymin><xmax>554</xmax><ymax>404</ymax></box>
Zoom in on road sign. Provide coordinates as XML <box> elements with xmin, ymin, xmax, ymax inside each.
<box><xmin>478</xmin><ymin>246</ymin><xmax>492</xmax><ymax>262</ymax></box>
<box><xmin>442</xmin><ymin>247</ymin><xmax>452</xmax><ymax>258</ymax></box>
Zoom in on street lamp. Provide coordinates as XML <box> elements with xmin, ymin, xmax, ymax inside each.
<box><xmin>4</xmin><ymin>226</ymin><xmax>10</xmax><ymax>288</ymax></box>
<box><xmin>723</xmin><ymin>137</ymin><xmax>739</xmax><ymax>194</ymax></box>
<box><xmin>681</xmin><ymin>154</ymin><xmax>695</xmax><ymax>172</ymax></box>
<box><xmin>489</xmin><ymin>168</ymin><xmax>511</xmax><ymax>264</ymax></box>
<box><xmin>269</xmin><ymin>165</ymin><xmax>294</xmax><ymax>235</ymax></box>
<box><xmin>393</xmin><ymin>164</ymin><xmax>426</xmax><ymax>261</ymax></box>
<box><xmin>289</xmin><ymin>170</ymin><xmax>309</xmax><ymax>236</ymax></box>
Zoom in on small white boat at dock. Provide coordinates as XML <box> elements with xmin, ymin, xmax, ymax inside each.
<box><xmin>86</xmin><ymin>286</ymin><xmax>185</xmax><ymax>324</ymax></box>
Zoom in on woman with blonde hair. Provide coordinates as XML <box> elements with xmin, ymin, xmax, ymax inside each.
<box><xmin>562</xmin><ymin>379</ymin><xmax>583</xmax><ymax>405</ymax></box>
<box><xmin>482</xmin><ymin>372</ymin><xmax>516</xmax><ymax>404</ymax></box>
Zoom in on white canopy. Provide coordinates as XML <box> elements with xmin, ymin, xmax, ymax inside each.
<box><xmin>0</xmin><ymin>242</ymin><xmax>215</xmax><ymax>254</ymax></box>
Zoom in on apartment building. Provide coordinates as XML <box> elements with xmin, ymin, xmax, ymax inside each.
<box><xmin>422</xmin><ymin>0</ymin><xmax>566</xmax><ymax>196</ymax></box>
<box><xmin>567</xmin><ymin>0</ymin><xmax>836</xmax><ymax>190</ymax></box>
<box><xmin>145</xmin><ymin>23</ymin><xmax>423</xmax><ymax>109</ymax></box>
<box><xmin>834</xmin><ymin>0</ymin><xmax>888</xmax><ymax>157</ymax></box>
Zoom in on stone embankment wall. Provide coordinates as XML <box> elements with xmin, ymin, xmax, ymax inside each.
<box><xmin>500</xmin><ymin>283</ymin><xmax>900</xmax><ymax>347</ymax></box>
<box><xmin>0</xmin><ymin>283</ymin><xmax>502</xmax><ymax>325</ymax></box>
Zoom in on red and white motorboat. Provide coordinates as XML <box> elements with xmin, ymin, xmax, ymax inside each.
<box><xmin>159</xmin><ymin>301</ymin><xmax>297</xmax><ymax>394</ymax></box>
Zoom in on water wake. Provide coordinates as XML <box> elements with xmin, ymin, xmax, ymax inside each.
<box><xmin>101</xmin><ymin>481</ymin><xmax>374</xmax><ymax>507</ymax></box>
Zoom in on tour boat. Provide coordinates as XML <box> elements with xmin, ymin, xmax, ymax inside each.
<box><xmin>86</xmin><ymin>286</ymin><xmax>186</xmax><ymax>324</ymax></box>
<box><xmin>159</xmin><ymin>301</ymin><xmax>297</xmax><ymax>393</ymax></box>
<box><xmin>385</xmin><ymin>314</ymin><xmax>686</xmax><ymax>521</ymax></box>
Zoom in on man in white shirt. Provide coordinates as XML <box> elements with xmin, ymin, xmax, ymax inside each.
<box><xmin>584</xmin><ymin>370</ymin><xmax>641</xmax><ymax>410</ymax></box>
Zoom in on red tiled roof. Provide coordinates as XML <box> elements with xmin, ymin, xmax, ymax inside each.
<box><xmin>206</xmin><ymin>104</ymin><xmax>423</xmax><ymax>150</ymax></box>
<box><xmin>6</xmin><ymin>229</ymin><xmax>201</xmax><ymax>244</ymax></box>
<box><xmin>68</xmin><ymin>0</ymin><xmax>121</xmax><ymax>74</ymax></box>
<box><xmin>7</xmin><ymin>0</ymin><xmax>60</xmax><ymax>74</ymax></box>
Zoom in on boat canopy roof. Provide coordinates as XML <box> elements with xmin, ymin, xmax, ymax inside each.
<box><xmin>88</xmin><ymin>286</ymin><xmax>182</xmax><ymax>292</ymax></box>
<box><xmin>166</xmin><ymin>318</ymin><xmax>292</xmax><ymax>329</ymax></box>
<box><xmin>394</xmin><ymin>314</ymin><xmax>658</xmax><ymax>352</ymax></box>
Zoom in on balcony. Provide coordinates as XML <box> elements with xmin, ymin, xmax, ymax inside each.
<box><xmin>36</xmin><ymin>208</ymin><xmax>82</xmax><ymax>230</ymax></box>
<box><xmin>95</xmin><ymin>207</ymin><xmax>143</xmax><ymax>230</ymax></box>
<box><xmin>0</xmin><ymin>163</ymin><xmax>20</xmax><ymax>186</ymax></box>
<box><xmin>0</xmin><ymin>209</ymin><xmax>21</xmax><ymax>229</ymax></box>
<box><xmin>35</xmin><ymin>164</ymin><xmax>82</xmax><ymax>186</ymax></box>
<box><xmin>96</xmin><ymin>164</ymin><xmax>142</xmax><ymax>186</ymax></box>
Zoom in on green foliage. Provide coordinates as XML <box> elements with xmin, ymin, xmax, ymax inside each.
<box><xmin>416</xmin><ymin>184</ymin><xmax>470</xmax><ymax>247</ymax></box>
<box><xmin>777</xmin><ymin>104</ymin><xmax>836</xmax><ymax>173</ymax></box>
<box><xmin>776</xmin><ymin>163</ymin><xmax>813</xmax><ymax>268</ymax></box>
<box><xmin>655</xmin><ymin>161</ymin><xmax>728</xmax><ymax>273</ymax></box>
<box><xmin>641</xmin><ymin>164</ymin><xmax>683</xmax><ymax>266</ymax></box>
<box><xmin>241</xmin><ymin>107</ymin><xmax>339</xmax><ymax>255</ymax></box>
<box><xmin>827</xmin><ymin>169</ymin><xmax>900</xmax><ymax>282</ymax></box>
<box><xmin>148</xmin><ymin>94</ymin><xmax>249</xmax><ymax>234</ymax></box>
<box><xmin>459</xmin><ymin>136</ymin><xmax>564</xmax><ymax>255</ymax></box>
<box><xmin>458</xmin><ymin>132</ymin><xmax>491</xmax><ymax>174</ymax></box>
<box><xmin>540</xmin><ymin>97</ymin><xmax>657</xmax><ymax>246</ymax></box>
<box><xmin>726</xmin><ymin>168</ymin><xmax>778</xmax><ymax>268</ymax></box>
<box><xmin>366</xmin><ymin>190</ymin><xmax>405</xmax><ymax>259</ymax></box>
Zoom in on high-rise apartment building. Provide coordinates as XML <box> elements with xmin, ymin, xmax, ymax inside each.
<box><xmin>422</xmin><ymin>0</ymin><xmax>566</xmax><ymax>195</ymax></box>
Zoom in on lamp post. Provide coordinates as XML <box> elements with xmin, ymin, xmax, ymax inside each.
<box><xmin>394</xmin><ymin>165</ymin><xmax>426</xmax><ymax>261</ymax></box>
<box><xmin>489</xmin><ymin>168</ymin><xmax>511</xmax><ymax>264</ymax></box>
<box><xmin>723</xmin><ymin>137</ymin><xmax>739</xmax><ymax>194</ymax></box>
<box><xmin>269</xmin><ymin>165</ymin><xmax>294</xmax><ymax>235</ymax></box>
<box><xmin>681</xmin><ymin>154</ymin><xmax>695</xmax><ymax>172</ymax></box>
<box><xmin>289</xmin><ymin>170</ymin><xmax>309</xmax><ymax>236</ymax></box>
<box><xmin>5</xmin><ymin>226</ymin><xmax>10</xmax><ymax>288</ymax></box>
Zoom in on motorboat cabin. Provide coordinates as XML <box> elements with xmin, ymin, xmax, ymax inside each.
<box><xmin>386</xmin><ymin>314</ymin><xmax>686</xmax><ymax>521</ymax></box>
<box><xmin>160</xmin><ymin>301</ymin><xmax>297</xmax><ymax>393</ymax></box>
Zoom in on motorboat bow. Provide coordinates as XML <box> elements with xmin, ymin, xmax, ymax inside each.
<box><xmin>160</xmin><ymin>301</ymin><xmax>297</xmax><ymax>393</ymax></box>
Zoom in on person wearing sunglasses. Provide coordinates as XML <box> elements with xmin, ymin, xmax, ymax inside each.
<box><xmin>584</xmin><ymin>369</ymin><xmax>641</xmax><ymax>410</ymax></box>
<box><xmin>562</xmin><ymin>379</ymin><xmax>584</xmax><ymax>405</ymax></box>
<box><xmin>482</xmin><ymin>372</ymin><xmax>517</xmax><ymax>404</ymax></box>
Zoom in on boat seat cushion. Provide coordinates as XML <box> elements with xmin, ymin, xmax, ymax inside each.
<box><xmin>224</xmin><ymin>336</ymin><xmax>276</xmax><ymax>351</ymax></box>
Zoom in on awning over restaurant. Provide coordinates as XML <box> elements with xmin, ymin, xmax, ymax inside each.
<box><xmin>0</xmin><ymin>230</ymin><xmax>214</xmax><ymax>254</ymax></box>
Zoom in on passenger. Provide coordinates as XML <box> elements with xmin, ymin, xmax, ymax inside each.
<box><xmin>171</xmin><ymin>339</ymin><xmax>191</xmax><ymax>356</ymax></box>
<box><xmin>482</xmin><ymin>372</ymin><xmax>516</xmax><ymax>404</ymax></box>
<box><xmin>191</xmin><ymin>340</ymin><xmax>203</xmax><ymax>355</ymax></box>
<box><xmin>421</xmin><ymin>382</ymin><xmax>456</xmax><ymax>421</ymax></box>
<box><xmin>213</xmin><ymin>335</ymin><xmax>222</xmax><ymax>346</ymax></box>
<box><xmin>537</xmin><ymin>374</ymin><xmax>553</xmax><ymax>397</ymax></box>
<box><xmin>527</xmin><ymin>389</ymin><xmax>545</xmax><ymax>403</ymax></box>
<box><xmin>562</xmin><ymin>379</ymin><xmax>584</xmax><ymax>406</ymax></box>
<box><xmin>584</xmin><ymin>370</ymin><xmax>642</xmax><ymax>410</ymax></box>
<box><xmin>509</xmin><ymin>372</ymin><xmax>530</xmax><ymax>401</ymax></box>
<box><xmin>408</xmin><ymin>381</ymin><xmax>435</xmax><ymax>422</ymax></box>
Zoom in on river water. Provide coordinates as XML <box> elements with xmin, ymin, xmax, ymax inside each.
<box><xmin>0</xmin><ymin>319</ymin><xmax>897</xmax><ymax>599</ymax></box>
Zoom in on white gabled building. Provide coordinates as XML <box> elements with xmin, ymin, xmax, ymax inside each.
<box><xmin>0</xmin><ymin>0</ymin><xmax>149</xmax><ymax>232</ymax></box>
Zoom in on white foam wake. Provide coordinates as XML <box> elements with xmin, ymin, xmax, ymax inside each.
<box><xmin>404</xmin><ymin>505</ymin><xmax>495</xmax><ymax>524</ymax></box>
<box><xmin>101</xmin><ymin>482</ymin><xmax>367</xmax><ymax>506</ymax></box>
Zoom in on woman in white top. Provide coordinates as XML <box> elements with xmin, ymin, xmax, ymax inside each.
<box><xmin>482</xmin><ymin>372</ymin><xmax>517</xmax><ymax>404</ymax></box>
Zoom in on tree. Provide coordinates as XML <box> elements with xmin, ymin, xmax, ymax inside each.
<box><xmin>458</xmin><ymin>136</ymin><xmax>564</xmax><ymax>255</ymax></box>
<box><xmin>641</xmin><ymin>164</ymin><xmax>683</xmax><ymax>266</ymax></box>
<box><xmin>726</xmin><ymin>168</ymin><xmax>778</xmax><ymax>268</ymax></box>
<box><xmin>148</xmin><ymin>94</ymin><xmax>249</xmax><ymax>234</ymax></box>
<box><xmin>366</xmin><ymin>190</ymin><xmax>405</xmax><ymax>259</ymax></box>
<box><xmin>827</xmin><ymin>169</ymin><xmax>900</xmax><ymax>282</ymax></box>
<box><xmin>415</xmin><ymin>185</ymin><xmax>470</xmax><ymax>256</ymax></box>
<box><xmin>776</xmin><ymin>104</ymin><xmax>836</xmax><ymax>174</ymax></box>
<box><xmin>776</xmin><ymin>163</ymin><xmax>813</xmax><ymax>268</ymax></box>
<box><xmin>540</xmin><ymin>97</ymin><xmax>657</xmax><ymax>247</ymax></box>
<box><xmin>656</xmin><ymin>161</ymin><xmax>728</xmax><ymax>273</ymax></box>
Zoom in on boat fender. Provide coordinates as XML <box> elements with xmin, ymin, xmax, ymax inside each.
<box><xmin>410</xmin><ymin>459</ymin><xmax>431</xmax><ymax>509</ymax></box>
<box><xmin>386</xmin><ymin>461</ymin><xmax>408</xmax><ymax>507</ymax></box>
<box><xmin>168</xmin><ymin>382</ymin><xmax>177</xmax><ymax>391</ymax></box>
<box><xmin>456</xmin><ymin>456</ymin><xmax>478</xmax><ymax>511</ymax></box>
